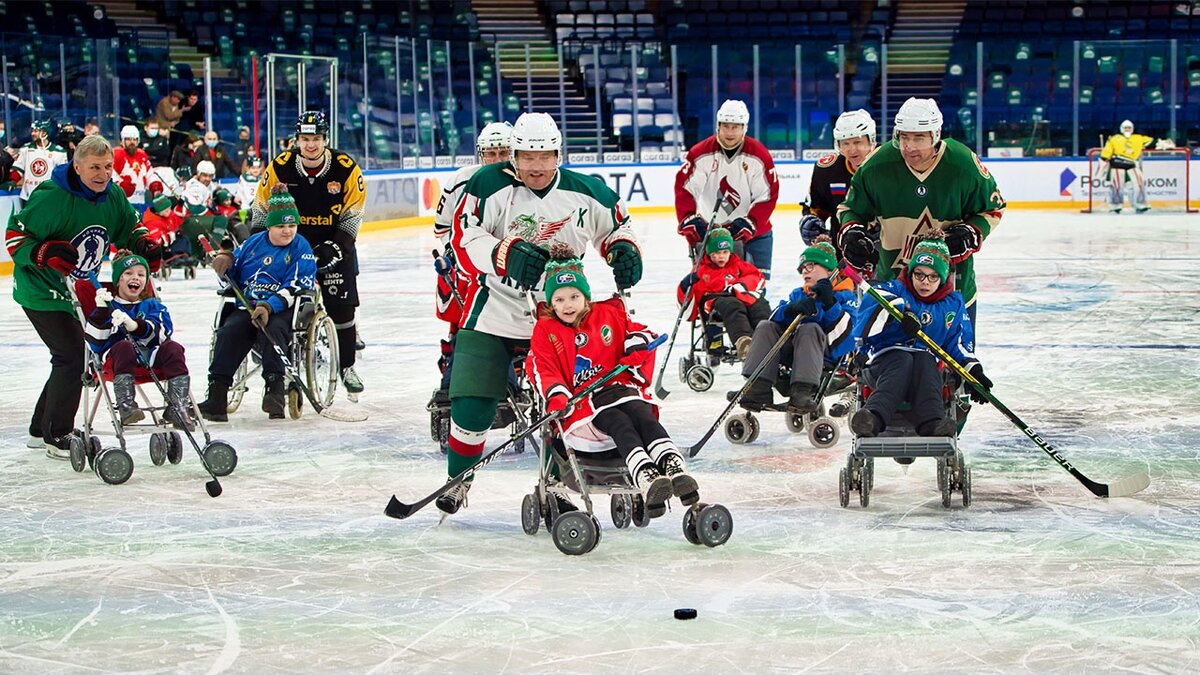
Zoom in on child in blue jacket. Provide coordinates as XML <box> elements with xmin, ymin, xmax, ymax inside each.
<box><xmin>850</xmin><ymin>234</ymin><xmax>992</xmax><ymax>438</ymax></box>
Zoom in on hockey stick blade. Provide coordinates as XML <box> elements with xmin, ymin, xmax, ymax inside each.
<box><xmin>1100</xmin><ymin>470</ymin><xmax>1151</xmax><ymax>499</ymax></box>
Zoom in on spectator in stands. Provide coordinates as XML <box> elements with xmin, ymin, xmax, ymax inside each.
<box><xmin>83</xmin><ymin>121</ymin><xmax>100</xmax><ymax>137</ymax></box>
<box><xmin>155</xmin><ymin>90</ymin><xmax>185</xmax><ymax>147</ymax></box>
<box><xmin>142</xmin><ymin>120</ymin><xmax>171</xmax><ymax>167</ymax></box>
<box><xmin>56</xmin><ymin>121</ymin><xmax>83</xmax><ymax>161</ymax></box>
<box><xmin>234</xmin><ymin>126</ymin><xmax>254</xmax><ymax>169</ymax></box>
<box><xmin>674</xmin><ymin>99</ymin><xmax>780</xmax><ymax>279</ymax></box>
<box><xmin>0</xmin><ymin>119</ymin><xmax>6</xmax><ymax>145</ymax></box>
<box><xmin>178</xmin><ymin>90</ymin><xmax>206</xmax><ymax>134</ymax></box>
<box><xmin>199</xmin><ymin>130</ymin><xmax>239</xmax><ymax>178</ymax></box>
<box><xmin>171</xmin><ymin>133</ymin><xmax>203</xmax><ymax>174</ymax></box>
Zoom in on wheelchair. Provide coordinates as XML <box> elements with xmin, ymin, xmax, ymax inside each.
<box><xmin>723</xmin><ymin>354</ymin><xmax>854</xmax><ymax>450</ymax></box>
<box><xmin>427</xmin><ymin>348</ymin><xmax>537</xmax><ymax>455</ymax></box>
<box><xmin>839</xmin><ymin>363</ymin><xmax>973</xmax><ymax>509</ymax></box>
<box><xmin>160</xmin><ymin>214</ymin><xmax>228</xmax><ymax>281</ymax></box>
<box><xmin>210</xmin><ymin>285</ymin><xmax>340</xmax><ymax>419</ymax></box>
<box><xmin>676</xmin><ymin>299</ymin><xmax>740</xmax><ymax>393</ymax></box>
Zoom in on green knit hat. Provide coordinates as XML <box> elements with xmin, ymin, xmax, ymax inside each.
<box><xmin>908</xmin><ymin>234</ymin><xmax>951</xmax><ymax>283</ymax></box>
<box><xmin>705</xmin><ymin>227</ymin><xmax>734</xmax><ymax>254</ymax></box>
<box><xmin>543</xmin><ymin>255</ymin><xmax>591</xmax><ymax>304</ymax></box>
<box><xmin>265</xmin><ymin>182</ymin><xmax>300</xmax><ymax>228</ymax></box>
<box><xmin>151</xmin><ymin>195</ymin><xmax>172</xmax><ymax>215</ymax></box>
<box><xmin>111</xmin><ymin>252</ymin><xmax>150</xmax><ymax>285</ymax></box>
<box><xmin>799</xmin><ymin>234</ymin><xmax>838</xmax><ymax>272</ymax></box>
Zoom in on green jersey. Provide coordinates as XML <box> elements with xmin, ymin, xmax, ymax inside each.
<box><xmin>836</xmin><ymin>138</ymin><xmax>1005</xmax><ymax>305</ymax></box>
<box><xmin>7</xmin><ymin>168</ymin><xmax>144</xmax><ymax>313</ymax></box>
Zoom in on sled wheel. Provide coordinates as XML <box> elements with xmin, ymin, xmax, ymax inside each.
<box><xmin>95</xmin><ymin>447</ymin><xmax>134</xmax><ymax>485</ymax></box>
<box><xmin>808</xmin><ymin>417</ymin><xmax>839</xmax><ymax>448</ymax></box>
<box><xmin>785</xmin><ymin>412</ymin><xmax>805</xmax><ymax>433</ymax></box>
<box><xmin>287</xmin><ymin>386</ymin><xmax>303</xmax><ymax>420</ymax></box>
<box><xmin>961</xmin><ymin>466</ymin><xmax>972</xmax><ymax>508</ymax></box>
<box><xmin>631</xmin><ymin>494</ymin><xmax>650</xmax><ymax>528</ymax></box>
<box><xmin>685</xmin><ymin>364</ymin><xmax>714</xmax><ymax>392</ymax></box>
<box><xmin>202</xmin><ymin>440</ymin><xmax>238</xmax><ymax>477</ymax></box>
<box><xmin>678</xmin><ymin>355</ymin><xmax>693</xmax><ymax>384</ymax></box>
<box><xmin>724</xmin><ymin>414</ymin><xmax>754</xmax><ymax>444</ymax></box>
<box><xmin>149</xmin><ymin>433</ymin><xmax>168</xmax><ymax>466</ymax></box>
<box><xmin>744</xmin><ymin>414</ymin><xmax>761</xmax><ymax>443</ymax></box>
<box><xmin>520</xmin><ymin>492</ymin><xmax>540</xmax><ymax>535</ymax></box>
<box><xmin>610</xmin><ymin>493</ymin><xmax>633</xmax><ymax>529</ymax></box>
<box><xmin>838</xmin><ymin>467</ymin><xmax>850</xmax><ymax>507</ymax></box>
<box><xmin>167</xmin><ymin>432</ymin><xmax>183</xmax><ymax>465</ymax></box>
<box><xmin>681</xmin><ymin>504</ymin><xmax>702</xmax><ymax>545</ymax></box>
<box><xmin>696</xmin><ymin>504</ymin><xmax>733</xmax><ymax>547</ymax></box>
<box><xmin>551</xmin><ymin>511</ymin><xmax>598</xmax><ymax>556</ymax></box>
<box><xmin>69</xmin><ymin>435</ymin><xmax>88</xmax><ymax>473</ymax></box>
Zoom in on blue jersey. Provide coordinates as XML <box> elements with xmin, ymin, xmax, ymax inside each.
<box><xmin>84</xmin><ymin>296</ymin><xmax>173</xmax><ymax>365</ymax></box>
<box><xmin>854</xmin><ymin>279</ymin><xmax>977</xmax><ymax>367</ymax></box>
<box><xmin>228</xmin><ymin>231</ymin><xmax>317</xmax><ymax>314</ymax></box>
<box><xmin>769</xmin><ymin>285</ymin><xmax>859</xmax><ymax>360</ymax></box>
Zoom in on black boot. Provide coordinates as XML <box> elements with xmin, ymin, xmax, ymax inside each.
<box><xmin>850</xmin><ymin>408</ymin><xmax>883</xmax><ymax>438</ymax></box>
<box><xmin>262</xmin><ymin>374</ymin><xmax>286</xmax><ymax>419</ymax></box>
<box><xmin>786</xmin><ymin>381</ymin><xmax>820</xmax><ymax>415</ymax></box>
<box><xmin>917</xmin><ymin>417</ymin><xmax>958</xmax><ymax>437</ymax></box>
<box><xmin>163</xmin><ymin>375</ymin><xmax>195</xmax><ymax>431</ymax></box>
<box><xmin>735</xmin><ymin>378</ymin><xmax>776</xmax><ymax>412</ymax></box>
<box><xmin>112</xmin><ymin>373</ymin><xmax>145</xmax><ymax>425</ymax></box>
<box><xmin>197</xmin><ymin>382</ymin><xmax>230</xmax><ymax>422</ymax></box>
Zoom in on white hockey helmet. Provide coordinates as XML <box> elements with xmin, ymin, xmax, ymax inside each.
<box><xmin>716</xmin><ymin>99</ymin><xmax>750</xmax><ymax>126</ymax></box>
<box><xmin>120</xmin><ymin>124</ymin><xmax>140</xmax><ymax>140</ymax></box>
<box><xmin>476</xmin><ymin>121</ymin><xmax>513</xmax><ymax>151</ymax></box>
<box><xmin>833</xmin><ymin>109</ymin><xmax>877</xmax><ymax>145</ymax></box>
<box><xmin>510</xmin><ymin>113</ymin><xmax>562</xmax><ymax>154</ymax></box>
<box><xmin>196</xmin><ymin>160</ymin><xmax>216</xmax><ymax>176</ymax></box>
<box><xmin>1120</xmin><ymin>119</ymin><xmax>1134</xmax><ymax>136</ymax></box>
<box><xmin>892</xmin><ymin>97</ymin><xmax>944</xmax><ymax>145</ymax></box>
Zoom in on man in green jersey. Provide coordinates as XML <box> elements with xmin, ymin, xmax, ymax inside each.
<box><xmin>836</xmin><ymin>97</ymin><xmax>1005</xmax><ymax>331</ymax></box>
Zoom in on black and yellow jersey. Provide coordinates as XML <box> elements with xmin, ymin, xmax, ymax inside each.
<box><xmin>252</xmin><ymin>148</ymin><xmax>366</xmax><ymax>244</ymax></box>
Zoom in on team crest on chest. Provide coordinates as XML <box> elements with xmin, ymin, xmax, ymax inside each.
<box><xmin>327</xmin><ymin>181</ymin><xmax>341</xmax><ymax>195</ymax></box>
<box><xmin>600</xmin><ymin>325</ymin><xmax>613</xmax><ymax>346</ymax></box>
<box><xmin>916</xmin><ymin>185</ymin><xmax>928</xmax><ymax>198</ymax></box>
<box><xmin>575</xmin><ymin>332</ymin><xmax>588</xmax><ymax>347</ymax></box>
<box><xmin>262</xmin><ymin>255</ymin><xmax>274</xmax><ymax>266</ymax></box>
<box><xmin>69</xmin><ymin>225</ymin><xmax>109</xmax><ymax>279</ymax></box>
<box><xmin>944</xmin><ymin>311</ymin><xmax>956</xmax><ymax>329</ymax></box>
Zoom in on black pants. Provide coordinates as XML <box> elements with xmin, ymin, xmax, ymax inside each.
<box><xmin>24</xmin><ymin>308</ymin><xmax>85</xmax><ymax>441</ymax></box>
<box><xmin>862</xmin><ymin>349</ymin><xmax>944</xmax><ymax>429</ymax></box>
<box><xmin>208</xmin><ymin>308</ymin><xmax>294</xmax><ymax>385</ymax></box>
<box><xmin>325</xmin><ymin>302</ymin><xmax>357</xmax><ymax>370</ymax></box>
<box><xmin>709</xmin><ymin>295</ymin><xmax>771</xmax><ymax>343</ymax></box>
<box><xmin>592</xmin><ymin>399</ymin><xmax>669</xmax><ymax>461</ymax></box>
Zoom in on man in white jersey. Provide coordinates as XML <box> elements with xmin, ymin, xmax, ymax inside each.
<box><xmin>14</xmin><ymin>121</ymin><xmax>68</xmax><ymax>205</ymax></box>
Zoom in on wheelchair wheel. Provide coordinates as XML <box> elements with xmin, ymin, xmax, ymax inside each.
<box><xmin>724</xmin><ymin>413</ymin><xmax>757</xmax><ymax>444</ymax></box>
<box><xmin>94</xmin><ymin>447</ymin><xmax>134</xmax><ymax>485</ymax></box>
<box><xmin>678</xmin><ymin>355</ymin><xmax>693</xmax><ymax>384</ymax></box>
<box><xmin>149</xmin><ymin>432</ymin><xmax>168</xmax><ymax>466</ymax></box>
<box><xmin>838</xmin><ymin>467</ymin><xmax>850</xmax><ymax>508</ymax></box>
<box><xmin>961</xmin><ymin>466</ymin><xmax>972</xmax><ymax>508</ymax></box>
<box><xmin>167</xmin><ymin>432</ymin><xmax>184</xmax><ymax>465</ymax></box>
<box><xmin>287</xmin><ymin>386</ymin><xmax>303</xmax><ymax>420</ymax></box>
<box><xmin>69</xmin><ymin>435</ymin><xmax>88</xmax><ymax>473</ymax></box>
<box><xmin>610</xmin><ymin>493</ymin><xmax>633</xmax><ymax>529</ymax></box>
<box><xmin>630</xmin><ymin>494</ymin><xmax>651</xmax><ymax>528</ymax></box>
<box><xmin>785</xmin><ymin>413</ymin><xmax>804</xmax><ymax>433</ymax></box>
<box><xmin>685</xmin><ymin>364</ymin><xmax>714</xmax><ymax>392</ymax></box>
<box><xmin>695</xmin><ymin>504</ymin><xmax>733</xmax><ymax>547</ymax></box>
<box><xmin>227</xmin><ymin>356</ymin><xmax>250</xmax><ymax>414</ymax></box>
<box><xmin>808</xmin><ymin>417</ymin><xmax>840</xmax><ymax>449</ymax></box>
<box><xmin>681</xmin><ymin>506</ymin><xmax>702</xmax><ymax>545</ymax></box>
<box><xmin>521</xmin><ymin>492</ymin><xmax>540</xmax><ymax>535</ymax></box>
<box><xmin>305</xmin><ymin>313</ymin><xmax>340</xmax><ymax>408</ymax></box>
<box><xmin>202</xmin><ymin>440</ymin><xmax>238</xmax><ymax>477</ymax></box>
<box><xmin>551</xmin><ymin>511</ymin><xmax>598</xmax><ymax>556</ymax></box>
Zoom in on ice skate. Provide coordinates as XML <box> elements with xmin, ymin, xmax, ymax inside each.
<box><xmin>26</xmin><ymin>434</ymin><xmax>43</xmax><ymax>449</ymax></box>
<box><xmin>342</xmin><ymin>366</ymin><xmax>364</xmax><ymax>402</ymax></box>
<box><xmin>262</xmin><ymin>374</ymin><xmax>286</xmax><ymax>419</ymax></box>
<box><xmin>436</xmin><ymin>480</ymin><xmax>472</xmax><ymax>520</ymax></box>
<box><xmin>786</xmin><ymin>382</ymin><xmax>820</xmax><ymax>415</ymax></box>
<box><xmin>44</xmin><ymin>430</ymin><xmax>80</xmax><ymax>461</ymax></box>
<box><xmin>658</xmin><ymin>452</ymin><xmax>699</xmax><ymax>506</ymax></box>
<box><xmin>634</xmin><ymin>463</ymin><xmax>672</xmax><ymax>518</ymax></box>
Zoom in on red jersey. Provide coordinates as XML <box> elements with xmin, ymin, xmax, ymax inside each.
<box><xmin>676</xmin><ymin>253</ymin><xmax>765</xmax><ymax>320</ymax></box>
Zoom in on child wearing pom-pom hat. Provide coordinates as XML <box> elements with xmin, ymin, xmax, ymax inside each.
<box><xmin>528</xmin><ymin>247</ymin><xmax>700</xmax><ymax>519</ymax></box>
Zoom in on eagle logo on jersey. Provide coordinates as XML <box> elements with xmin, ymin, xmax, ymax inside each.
<box><xmin>718</xmin><ymin>177</ymin><xmax>741</xmax><ymax>210</ymax></box>
<box><xmin>530</xmin><ymin>214</ymin><xmax>572</xmax><ymax>245</ymax></box>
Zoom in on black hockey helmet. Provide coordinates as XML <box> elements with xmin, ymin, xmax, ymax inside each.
<box><xmin>296</xmin><ymin>110</ymin><xmax>329</xmax><ymax>138</ymax></box>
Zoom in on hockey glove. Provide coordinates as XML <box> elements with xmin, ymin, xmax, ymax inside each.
<box><xmin>811</xmin><ymin>278</ymin><xmax>836</xmax><ymax>309</ymax></box>
<box><xmin>899</xmin><ymin>312</ymin><xmax>922</xmax><ymax>338</ymax></box>
<box><xmin>785</xmin><ymin>296</ymin><xmax>817</xmax><ymax>319</ymax></box>
<box><xmin>433</xmin><ymin>247</ymin><xmax>455</xmax><ymax>277</ymax></box>
<box><xmin>250</xmin><ymin>304</ymin><xmax>272</xmax><ymax>329</ymax></box>
<box><xmin>967</xmin><ymin>363</ymin><xmax>993</xmax><ymax>405</ymax></box>
<box><xmin>211</xmin><ymin>251</ymin><xmax>234</xmax><ymax>277</ymax></box>
<box><xmin>545</xmin><ymin>392</ymin><xmax>571</xmax><ymax>415</ymax></box>
<box><xmin>94</xmin><ymin>287</ymin><xmax>113</xmax><ymax>307</ymax></box>
<box><xmin>132</xmin><ymin>236</ymin><xmax>164</xmax><ymax>272</ymax></box>
<box><xmin>606</xmin><ymin>240</ymin><xmax>643</xmax><ymax>289</ymax></box>
<box><xmin>799</xmin><ymin>214</ymin><xmax>826</xmax><ymax>245</ymax></box>
<box><xmin>313</xmin><ymin>240</ymin><xmax>345</xmax><ymax>273</ymax></box>
<box><xmin>493</xmin><ymin>237</ymin><xmax>549</xmax><ymax>289</ymax></box>
<box><xmin>33</xmin><ymin>240</ymin><xmax>79</xmax><ymax>276</ymax></box>
<box><xmin>119</xmin><ymin>177</ymin><xmax>136</xmax><ymax>198</ymax></box>
<box><xmin>944</xmin><ymin>223</ymin><xmax>982</xmax><ymax>265</ymax></box>
<box><xmin>678</xmin><ymin>215</ymin><xmax>707</xmax><ymax>245</ymax></box>
<box><xmin>110</xmin><ymin>308</ymin><xmax>140</xmax><ymax>332</ymax></box>
<box><xmin>839</xmin><ymin>225</ymin><xmax>877</xmax><ymax>270</ymax></box>
<box><xmin>728</xmin><ymin>217</ymin><xmax>755</xmax><ymax>243</ymax></box>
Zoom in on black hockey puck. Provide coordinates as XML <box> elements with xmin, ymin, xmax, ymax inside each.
<box><xmin>673</xmin><ymin>608</ymin><xmax>697</xmax><ymax>620</ymax></box>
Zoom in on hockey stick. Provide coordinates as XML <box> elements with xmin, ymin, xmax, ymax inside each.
<box><xmin>85</xmin><ymin>273</ymin><xmax>227</xmax><ymax>497</ymax></box>
<box><xmin>654</xmin><ymin>197</ymin><xmax>724</xmax><ymax>400</ymax></box>
<box><xmin>385</xmin><ymin>334</ymin><xmax>667</xmax><ymax>520</ymax></box>
<box><xmin>687</xmin><ymin>311</ymin><xmax>807</xmax><ymax>457</ymax></box>
<box><xmin>842</xmin><ymin>265</ymin><xmax>1149</xmax><ymax>498</ymax></box>
<box><xmin>222</xmin><ymin>276</ymin><xmax>368</xmax><ymax>423</ymax></box>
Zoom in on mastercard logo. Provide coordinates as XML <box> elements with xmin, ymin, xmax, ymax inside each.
<box><xmin>422</xmin><ymin>178</ymin><xmax>440</xmax><ymax>210</ymax></box>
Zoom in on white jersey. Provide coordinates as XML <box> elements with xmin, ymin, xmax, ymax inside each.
<box><xmin>15</xmin><ymin>143</ymin><xmax>67</xmax><ymax>201</ymax></box>
<box><xmin>180</xmin><ymin>177</ymin><xmax>215</xmax><ymax>213</ymax></box>
<box><xmin>673</xmin><ymin>135</ymin><xmax>780</xmax><ymax>237</ymax></box>
<box><xmin>234</xmin><ymin>172</ymin><xmax>261</xmax><ymax>208</ymax></box>
<box><xmin>433</xmin><ymin>163</ymin><xmax>482</xmax><ymax>246</ymax></box>
<box><xmin>450</xmin><ymin>162</ymin><xmax>637</xmax><ymax>339</ymax></box>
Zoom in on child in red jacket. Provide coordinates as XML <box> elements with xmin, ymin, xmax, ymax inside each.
<box><xmin>527</xmin><ymin>254</ymin><xmax>699</xmax><ymax>519</ymax></box>
<box><xmin>677</xmin><ymin>227</ymin><xmax>769</xmax><ymax>360</ymax></box>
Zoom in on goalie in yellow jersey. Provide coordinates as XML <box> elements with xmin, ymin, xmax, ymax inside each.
<box><xmin>252</xmin><ymin>110</ymin><xmax>367</xmax><ymax>398</ymax></box>
<box><xmin>1098</xmin><ymin>119</ymin><xmax>1174</xmax><ymax>214</ymax></box>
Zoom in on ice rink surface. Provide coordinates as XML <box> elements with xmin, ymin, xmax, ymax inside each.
<box><xmin>1</xmin><ymin>209</ymin><xmax>1198</xmax><ymax>672</ymax></box>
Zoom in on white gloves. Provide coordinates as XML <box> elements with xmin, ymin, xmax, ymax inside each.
<box><xmin>110</xmin><ymin>308</ymin><xmax>139</xmax><ymax>332</ymax></box>
<box><xmin>94</xmin><ymin>287</ymin><xmax>113</xmax><ymax>307</ymax></box>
